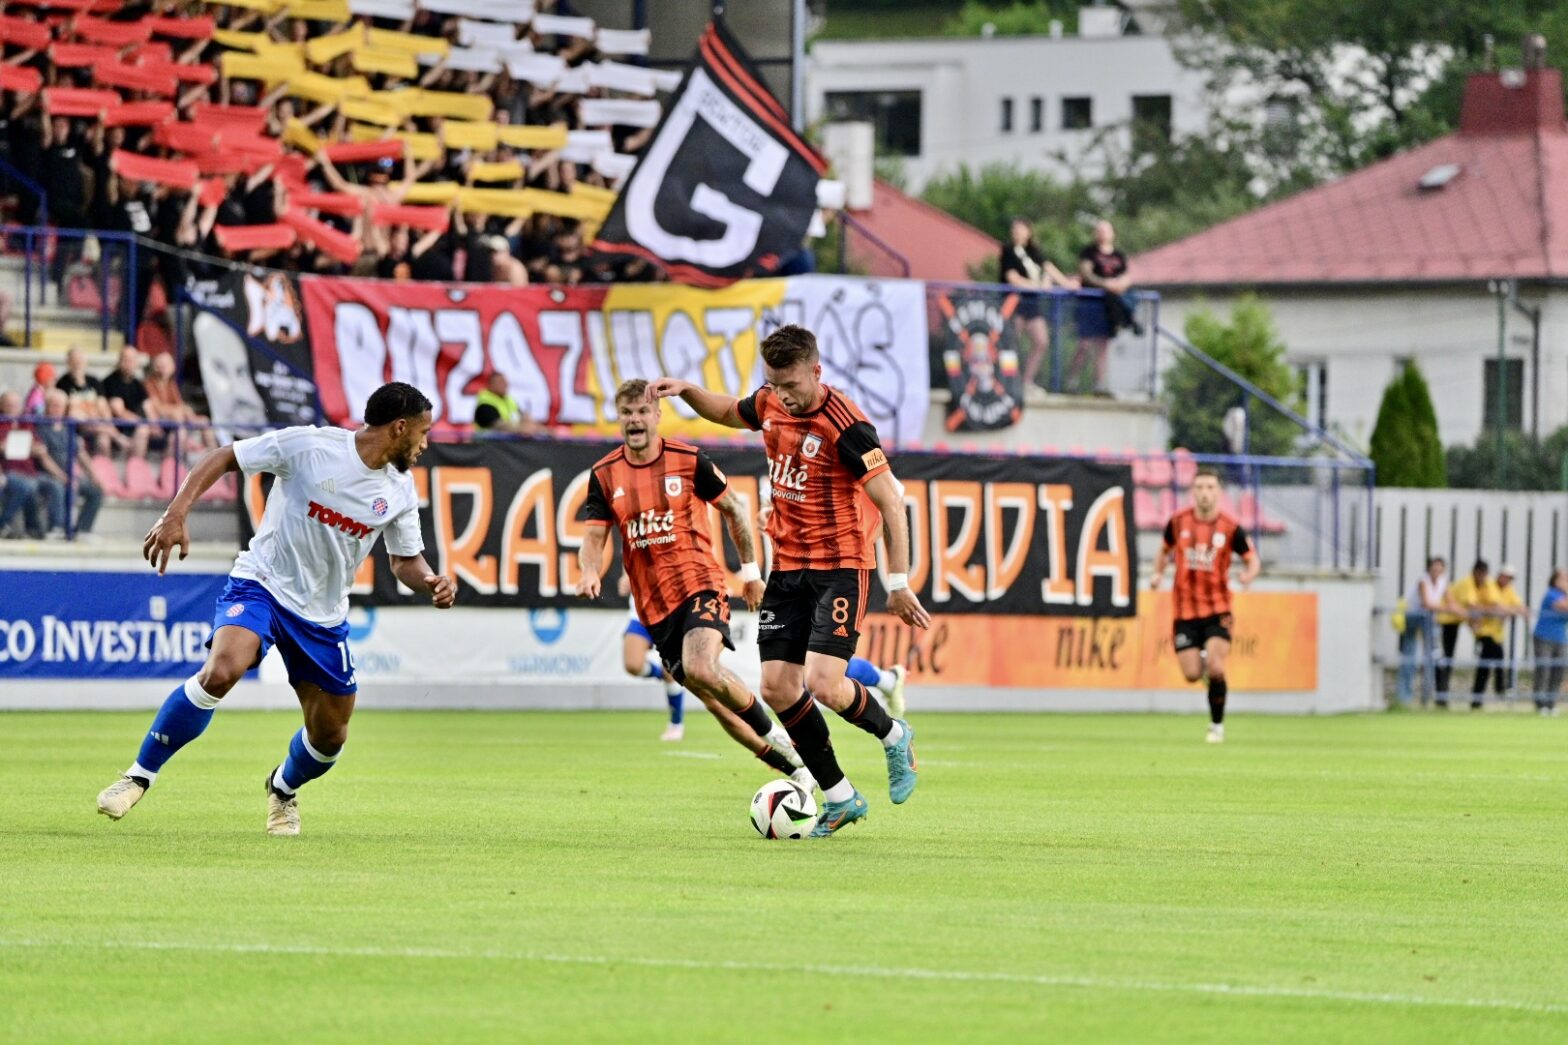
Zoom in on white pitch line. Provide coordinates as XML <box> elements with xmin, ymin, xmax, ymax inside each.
<box><xmin>2</xmin><ymin>939</ymin><xmax>1564</xmax><ymax>1017</ymax></box>
<box><xmin>662</xmin><ymin>751</ymin><xmax>722</xmax><ymax>760</ymax></box>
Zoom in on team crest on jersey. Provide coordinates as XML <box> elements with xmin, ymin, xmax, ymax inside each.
<box><xmin>371</xmin><ymin>497</ymin><xmax>389</xmax><ymax>517</ymax></box>
<box><xmin>801</xmin><ymin>433</ymin><xmax>822</xmax><ymax>459</ymax></box>
<box><xmin>1213</xmin><ymin>532</ymin><xmax>1227</xmax><ymax>547</ymax></box>
<box><xmin>225</xmin><ymin>604</ymin><xmax>244</xmax><ymax>618</ymax></box>
<box><xmin>664</xmin><ymin>475</ymin><xmax>683</xmax><ymax>497</ymax></box>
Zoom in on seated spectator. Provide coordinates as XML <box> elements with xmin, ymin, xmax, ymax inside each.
<box><xmin>472</xmin><ymin>403</ymin><xmax>505</xmax><ymax>440</ymax></box>
<box><xmin>56</xmin><ymin>345</ymin><xmax>127</xmax><ymax>456</ymax></box>
<box><xmin>1001</xmin><ymin>217</ymin><xmax>1078</xmax><ymax>392</ymax></box>
<box><xmin>144</xmin><ymin>352</ymin><xmax>215</xmax><ymax>453</ymax></box>
<box><xmin>475</xmin><ymin>373</ymin><xmax>539</xmax><ymax>434</ymax></box>
<box><xmin>100</xmin><ymin>347</ymin><xmax>153</xmax><ymax>459</ymax></box>
<box><xmin>1075</xmin><ymin>219</ymin><xmax>1141</xmax><ymax>392</ymax></box>
<box><xmin>35</xmin><ymin>388</ymin><xmax>102</xmax><ymax>538</ymax></box>
<box><xmin>24</xmin><ymin>362</ymin><xmax>55</xmax><ymax>414</ymax></box>
<box><xmin>0</xmin><ymin>390</ymin><xmax>47</xmax><ymax>539</ymax></box>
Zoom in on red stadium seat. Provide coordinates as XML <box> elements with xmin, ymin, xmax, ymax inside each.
<box><xmin>122</xmin><ymin>455</ymin><xmax>161</xmax><ymax>500</ymax></box>
<box><xmin>1142</xmin><ymin>454</ymin><xmax>1173</xmax><ymax>488</ymax></box>
<box><xmin>1172</xmin><ymin>447</ymin><xmax>1197</xmax><ymax>486</ymax></box>
<box><xmin>88</xmin><ymin>454</ymin><xmax>126</xmax><ymax>498</ymax></box>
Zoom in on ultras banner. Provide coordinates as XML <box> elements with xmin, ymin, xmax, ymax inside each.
<box><xmin>299</xmin><ymin>273</ymin><xmax>932</xmax><ymax>446</ymax></box>
<box><xmin>185</xmin><ymin>269</ymin><xmax>318</xmax><ymax>429</ymax></box>
<box><xmin>590</xmin><ymin>20</ymin><xmax>828</xmax><ymax>286</ymax></box>
<box><xmin>932</xmin><ymin>284</ymin><xmax>1028</xmax><ymax>432</ymax></box>
<box><xmin>241</xmin><ymin>440</ymin><xmax>1136</xmax><ymax>618</ymax></box>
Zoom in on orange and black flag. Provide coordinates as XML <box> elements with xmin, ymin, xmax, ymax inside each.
<box><xmin>591</xmin><ymin>19</ymin><xmax>829</xmax><ymax>287</ymax></box>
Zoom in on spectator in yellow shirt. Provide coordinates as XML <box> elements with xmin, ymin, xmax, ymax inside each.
<box><xmin>1434</xmin><ymin>561</ymin><xmax>1475</xmax><ymax>700</ymax></box>
<box><xmin>1453</xmin><ymin>562</ymin><xmax>1527</xmax><ymax>708</ymax></box>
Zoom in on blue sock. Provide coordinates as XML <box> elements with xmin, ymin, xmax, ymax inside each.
<box><xmin>667</xmin><ymin>690</ymin><xmax>684</xmax><ymax>725</ymax></box>
<box><xmin>130</xmin><ymin>677</ymin><xmax>221</xmax><ymax>783</ymax></box>
<box><xmin>644</xmin><ymin>660</ymin><xmax>666</xmax><ymax>681</ymax></box>
<box><xmin>274</xmin><ymin>728</ymin><xmax>339</xmax><ymax>794</ymax></box>
<box><xmin>846</xmin><ymin>657</ymin><xmax>882</xmax><ymax>690</ymax></box>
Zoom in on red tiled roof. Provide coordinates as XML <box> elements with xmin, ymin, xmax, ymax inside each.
<box><xmin>1134</xmin><ymin>70</ymin><xmax>1568</xmax><ymax>287</ymax></box>
<box><xmin>847</xmin><ymin>179</ymin><xmax>1000</xmax><ymax>281</ymax></box>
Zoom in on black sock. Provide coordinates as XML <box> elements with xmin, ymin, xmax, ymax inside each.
<box><xmin>1208</xmin><ymin>677</ymin><xmax>1227</xmax><ymax>724</ymax></box>
<box><xmin>837</xmin><ymin>680</ymin><xmax>893</xmax><ymax>739</ymax></box>
<box><xmin>736</xmin><ymin>695</ymin><xmax>775</xmax><ymax>738</ymax></box>
<box><xmin>778</xmin><ymin>692</ymin><xmax>845</xmax><ymax>791</ymax></box>
<box><xmin>757</xmin><ymin>747</ymin><xmax>795</xmax><ymax>775</ymax></box>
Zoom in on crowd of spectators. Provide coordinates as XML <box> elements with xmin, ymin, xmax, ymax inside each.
<box><xmin>0</xmin><ymin>0</ymin><xmax>675</xmax><ymax>311</ymax></box>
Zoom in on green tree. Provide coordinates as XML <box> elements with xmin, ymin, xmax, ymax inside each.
<box><xmin>1369</xmin><ymin>363</ymin><xmax>1446</xmax><ymax>487</ymax></box>
<box><xmin>1163</xmin><ymin>295</ymin><xmax>1301</xmax><ymax>456</ymax></box>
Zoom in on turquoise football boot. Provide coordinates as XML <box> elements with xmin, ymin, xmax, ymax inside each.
<box><xmin>809</xmin><ymin>789</ymin><xmax>868</xmax><ymax>837</ymax></box>
<box><xmin>885</xmin><ymin>719</ymin><xmax>918</xmax><ymax>804</ymax></box>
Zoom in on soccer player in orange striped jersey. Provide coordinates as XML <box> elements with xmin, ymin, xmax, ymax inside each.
<box><xmin>578</xmin><ymin>380</ymin><xmax>809</xmax><ymax>784</ymax></box>
<box><xmin>1149</xmin><ymin>468</ymin><xmax>1262</xmax><ymax>743</ymax></box>
<box><xmin>650</xmin><ymin>324</ymin><xmax>930</xmax><ymax>837</ymax></box>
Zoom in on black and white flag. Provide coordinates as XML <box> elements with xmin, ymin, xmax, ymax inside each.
<box><xmin>592</xmin><ymin>20</ymin><xmax>829</xmax><ymax>286</ymax></box>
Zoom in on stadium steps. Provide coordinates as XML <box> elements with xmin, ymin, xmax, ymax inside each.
<box><xmin>0</xmin><ymin>255</ymin><xmax>123</xmax><ymax>355</ymax></box>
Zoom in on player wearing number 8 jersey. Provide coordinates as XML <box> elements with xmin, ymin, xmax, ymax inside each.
<box><xmin>650</xmin><ymin>324</ymin><xmax>931</xmax><ymax>837</ymax></box>
<box><xmin>95</xmin><ymin>383</ymin><xmax>458</xmax><ymax>835</ymax></box>
<box><xmin>578</xmin><ymin>380</ymin><xmax>808</xmax><ymax>784</ymax></box>
<box><xmin>1149</xmin><ymin>468</ymin><xmax>1261</xmax><ymax>744</ymax></box>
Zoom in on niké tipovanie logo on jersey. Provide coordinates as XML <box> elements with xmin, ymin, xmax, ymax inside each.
<box><xmin>624</xmin><ymin>508</ymin><xmax>678</xmax><ymax>549</ymax></box>
<box><xmin>768</xmin><ymin>453</ymin><xmax>808</xmax><ymax>502</ymax></box>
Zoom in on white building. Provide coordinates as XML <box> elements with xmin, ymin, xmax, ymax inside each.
<box><xmin>1135</xmin><ymin>67</ymin><xmax>1568</xmax><ymax>450</ymax></box>
<box><xmin>806</xmin><ymin>5</ymin><xmax>1212</xmax><ymax>191</ymax></box>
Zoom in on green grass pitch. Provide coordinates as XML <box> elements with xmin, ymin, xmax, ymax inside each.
<box><xmin>3</xmin><ymin>709</ymin><xmax>1567</xmax><ymax>1042</ymax></box>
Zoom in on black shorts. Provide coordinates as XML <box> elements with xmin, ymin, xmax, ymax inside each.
<box><xmin>1173</xmin><ymin>613</ymin><xmax>1232</xmax><ymax>652</ymax></box>
<box><xmin>645</xmin><ymin>590</ymin><xmax>733</xmax><ymax>685</ymax></box>
<box><xmin>758</xmin><ymin>568</ymin><xmax>868</xmax><ymax>664</ymax></box>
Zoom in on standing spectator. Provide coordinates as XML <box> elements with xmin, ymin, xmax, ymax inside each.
<box><xmin>1000</xmin><ymin>218</ymin><xmax>1077</xmax><ymax>392</ymax></box>
<box><xmin>1435</xmin><ymin>561</ymin><xmax>1485</xmax><ymax>703</ymax></box>
<box><xmin>33</xmin><ymin>389</ymin><xmax>101</xmax><ymax>537</ymax></box>
<box><xmin>1463</xmin><ymin>563</ymin><xmax>1527</xmax><ymax>707</ymax></box>
<box><xmin>1075</xmin><ymin>219</ymin><xmax>1140</xmax><ymax>393</ymax></box>
<box><xmin>1396</xmin><ymin>556</ymin><xmax>1449</xmax><ymax>707</ymax></box>
<box><xmin>1532</xmin><ymin>566</ymin><xmax>1568</xmax><ymax>715</ymax></box>
<box><xmin>0</xmin><ymin>389</ymin><xmax>47</xmax><ymax>538</ymax></box>
<box><xmin>100</xmin><ymin>347</ymin><xmax>152</xmax><ymax>459</ymax></box>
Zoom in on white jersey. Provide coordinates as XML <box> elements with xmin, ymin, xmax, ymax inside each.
<box><xmin>232</xmin><ymin>426</ymin><xmax>423</xmax><ymax>625</ymax></box>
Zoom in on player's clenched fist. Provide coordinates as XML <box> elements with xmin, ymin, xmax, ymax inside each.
<box><xmin>425</xmin><ymin>574</ymin><xmax>458</xmax><ymax>608</ymax></box>
<box><xmin>888</xmin><ymin>588</ymin><xmax>932</xmax><ymax>629</ymax></box>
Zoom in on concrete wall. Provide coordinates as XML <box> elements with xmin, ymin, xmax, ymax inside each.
<box><xmin>1154</xmin><ymin>286</ymin><xmax>1564</xmax><ymax>448</ymax></box>
<box><xmin>807</xmin><ymin>34</ymin><xmax>1210</xmax><ymax>191</ymax></box>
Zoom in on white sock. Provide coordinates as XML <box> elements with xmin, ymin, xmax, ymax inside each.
<box><xmin>822</xmin><ymin>779</ymin><xmax>855</xmax><ymax>803</ymax></box>
<box><xmin>271</xmin><ymin>767</ymin><xmax>297</xmax><ymax>796</ymax></box>
<box><xmin>127</xmin><ymin>761</ymin><xmax>157</xmax><ymax>786</ymax></box>
<box><xmin>765</xmin><ymin>723</ymin><xmax>791</xmax><ymax>748</ymax></box>
<box><xmin>880</xmin><ymin>719</ymin><xmax>905</xmax><ymax>748</ymax></box>
<box><xmin>184</xmin><ymin>675</ymin><xmax>222</xmax><ymax>710</ymax></box>
<box><xmin>875</xmin><ymin>668</ymin><xmax>897</xmax><ymax>693</ymax></box>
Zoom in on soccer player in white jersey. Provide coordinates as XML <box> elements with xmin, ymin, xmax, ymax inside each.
<box><xmin>96</xmin><ymin>383</ymin><xmax>456</xmax><ymax>836</ymax></box>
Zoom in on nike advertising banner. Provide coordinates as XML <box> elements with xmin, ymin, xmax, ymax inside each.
<box><xmin>240</xmin><ymin>440</ymin><xmax>1137</xmax><ymax>618</ymax></box>
<box><xmin>591</xmin><ymin>20</ymin><xmax>829</xmax><ymax>286</ymax></box>
<box><xmin>933</xmin><ymin>285</ymin><xmax>1027</xmax><ymax>432</ymax></box>
<box><xmin>298</xmin><ymin>273</ymin><xmax>932</xmax><ymax>446</ymax></box>
<box><xmin>185</xmin><ymin>269</ymin><xmax>318</xmax><ymax>430</ymax></box>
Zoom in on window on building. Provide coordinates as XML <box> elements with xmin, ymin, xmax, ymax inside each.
<box><xmin>823</xmin><ymin>90</ymin><xmax>923</xmax><ymax>157</ymax></box>
<box><xmin>1131</xmin><ymin>94</ymin><xmax>1173</xmax><ymax>149</ymax></box>
<box><xmin>1000</xmin><ymin>97</ymin><xmax>1014</xmax><ymax>133</ymax></box>
<box><xmin>1297</xmin><ymin>361</ymin><xmax>1329</xmax><ymax>432</ymax></box>
<box><xmin>1483</xmin><ymin>358</ymin><xmax>1524</xmax><ymax>431</ymax></box>
<box><xmin>1061</xmin><ymin>96</ymin><xmax>1093</xmax><ymax>130</ymax></box>
<box><xmin>1030</xmin><ymin>96</ymin><xmax>1044</xmax><ymax>133</ymax></box>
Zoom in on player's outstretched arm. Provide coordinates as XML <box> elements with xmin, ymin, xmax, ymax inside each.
<box><xmin>389</xmin><ymin>554</ymin><xmax>457</xmax><ymax>608</ymax></box>
<box><xmin>577</xmin><ymin>524</ymin><xmax>611</xmax><ymax>600</ymax></box>
<box><xmin>143</xmin><ymin>445</ymin><xmax>240</xmax><ymax>575</ymax></box>
<box><xmin>645</xmin><ymin>378</ymin><xmax>746</xmax><ymax>429</ymax></box>
<box><xmin>865</xmin><ymin>470</ymin><xmax>932</xmax><ymax>629</ymax></box>
<box><xmin>714</xmin><ymin>491</ymin><xmax>765</xmax><ymax>611</ymax></box>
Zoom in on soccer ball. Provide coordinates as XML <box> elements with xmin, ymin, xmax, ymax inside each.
<box><xmin>750</xmin><ymin>779</ymin><xmax>818</xmax><ymax>839</ymax></box>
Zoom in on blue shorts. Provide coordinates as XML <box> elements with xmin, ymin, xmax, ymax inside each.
<box><xmin>211</xmin><ymin>577</ymin><xmax>357</xmax><ymax>695</ymax></box>
<box><xmin>624</xmin><ymin>614</ymin><xmax>653</xmax><ymax>644</ymax></box>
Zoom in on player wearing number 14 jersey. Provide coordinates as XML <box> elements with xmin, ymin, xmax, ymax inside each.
<box><xmin>1149</xmin><ymin>468</ymin><xmax>1261</xmax><ymax>743</ymax></box>
<box><xmin>651</xmin><ymin>324</ymin><xmax>931</xmax><ymax>837</ymax></box>
<box><xmin>578</xmin><ymin>380</ymin><xmax>807</xmax><ymax>784</ymax></box>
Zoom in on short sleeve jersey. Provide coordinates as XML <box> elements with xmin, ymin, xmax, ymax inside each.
<box><xmin>1162</xmin><ymin>507</ymin><xmax>1251</xmax><ymax>621</ymax></box>
<box><xmin>737</xmin><ymin>385</ymin><xmax>889</xmax><ymax>572</ymax></box>
<box><xmin>582</xmin><ymin>439</ymin><xmax>729</xmax><ymax>627</ymax></box>
<box><xmin>232</xmin><ymin>426</ymin><xmax>423</xmax><ymax>626</ymax></box>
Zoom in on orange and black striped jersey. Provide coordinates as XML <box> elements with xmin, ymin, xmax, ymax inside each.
<box><xmin>583</xmin><ymin>439</ymin><xmax>729</xmax><ymax>626</ymax></box>
<box><xmin>1163</xmin><ymin>507</ymin><xmax>1253</xmax><ymax>620</ymax></box>
<box><xmin>737</xmin><ymin>384</ymin><xmax>890</xmax><ymax>572</ymax></box>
